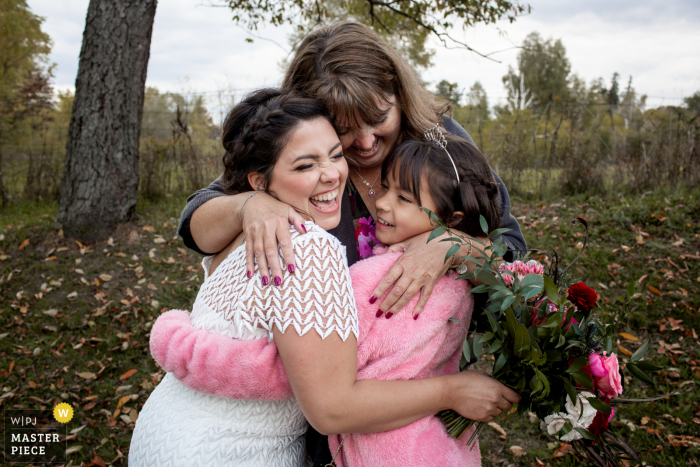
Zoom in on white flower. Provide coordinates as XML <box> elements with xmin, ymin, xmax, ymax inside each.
<box><xmin>539</xmin><ymin>392</ymin><xmax>597</xmax><ymax>442</ymax></box>
<box><xmin>566</xmin><ymin>391</ymin><xmax>597</xmax><ymax>429</ymax></box>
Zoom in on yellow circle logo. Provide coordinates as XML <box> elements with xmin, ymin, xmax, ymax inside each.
<box><xmin>53</xmin><ymin>403</ymin><xmax>74</xmax><ymax>423</ymax></box>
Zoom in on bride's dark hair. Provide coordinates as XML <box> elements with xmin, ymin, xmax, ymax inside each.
<box><xmin>221</xmin><ymin>88</ymin><xmax>331</xmax><ymax>194</ymax></box>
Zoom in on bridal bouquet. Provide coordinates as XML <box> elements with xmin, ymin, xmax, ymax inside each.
<box><xmin>426</xmin><ymin>211</ymin><xmax>668</xmax><ymax>466</ymax></box>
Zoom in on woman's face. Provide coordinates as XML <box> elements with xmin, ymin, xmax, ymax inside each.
<box><xmin>252</xmin><ymin>118</ymin><xmax>348</xmax><ymax>231</ymax></box>
<box><xmin>335</xmin><ymin>95</ymin><xmax>401</xmax><ymax>170</ymax></box>
<box><xmin>373</xmin><ymin>165</ymin><xmax>438</xmax><ymax>245</ymax></box>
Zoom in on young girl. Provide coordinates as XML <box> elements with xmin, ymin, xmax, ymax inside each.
<box><xmin>149</xmin><ymin>129</ymin><xmax>511</xmax><ymax>466</ymax></box>
<box><xmin>133</xmin><ymin>89</ymin><xmax>518</xmax><ymax>467</ymax></box>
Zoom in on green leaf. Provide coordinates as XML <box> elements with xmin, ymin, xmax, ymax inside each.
<box><xmin>566</xmin><ymin>356</ymin><xmax>587</xmax><ymax>373</ymax></box>
<box><xmin>462</xmin><ymin>339</ymin><xmax>471</xmax><ymax>362</ymax></box>
<box><xmin>556</xmin><ymin>334</ymin><xmax>566</xmax><ymax>348</ymax></box>
<box><xmin>630</xmin><ymin>340</ymin><xmax>650</xmax><ymax>362</ymax></box>
<box><xmin>427</xmin><ymin>226</ymin><xmax>447</xmax><ymax>243</ymax></box>
<box><xmin>493</xmin><ymin>353</ymin><xmax>507</xmax><ymax>374</ymax></box>
<box><xmin>477</xmin><ymin>269</ymin><xmax>500</xmax><ymax>286</ymax></box>
<box><xmin>545</xmin><ymin>349</ymin><xmax>563</xmax><ymax>362</ymax></box>
<box><xmin>543</xmin><ymin>275</ymin><xmax>560</xmax><ymax>305</ymax></box>
<box><xmin>500</xmin><ymin>295</ymin><xmax>516</xmax><ymax>312</ymax></box>
<box><xmin>444</xmin><ymin>243</ymin><xmax>461</xmax><ymax>264</ymax></box>
<box><xmin>519</xmin><ymin>273</ymin><xmax>544</xmax><ymax>289</ymax></box>
<box><xmin>573</xmin><ymin>427</ymin><xmax>597</xmax><ymax>441</ymax></box>
<box><xmin>487</xmin><ymin>227</ymin><xmax>512</xmax><ymax>238</ymax></box>
<box><xmin>505</xmin><ymin>308</ymin><xmax>518</xmax><ymax>336</ymax></box>
<box><xmin>448</xmin><ymin>318</ymin><xmax>460</xmax><ymax>323</ymax></box>
<box><xmin>586</xmin><ymin>397</ymin><xmax>612</xmax><ymax>415</ymax></box>
<box><xmin>479</xmin><ymin>215</ymin><xmax>488</xmax><ymax>234</ymax></box>
<box><xmin>473</xmin><ymin>335</ymin><xmax>483</xmax><ymax>359</ymax></box>
<box><xmin>481</xmin><ymin>332</ymin><xmax>494</xmax><ymax>341</ymax></box>
<box><xmin>635</xmin><ymin>361</ymin><xmax>663</xmax><ymax>372</ymax></box>
<box><xmin>487</xmin><ymin>339</ymin><xmax>502</xmax><ymax>354</ymax></box>
<box><xmin>570</xmin><ymin>371</ymin><xmax>593</xmax><ymax>390</ymax></box>
<box><xmin>605</xmin><ymin>336</ymin><xmax>613</xmax><ymax>354</ymax></box>
<box><xmin>558</xmin><ymin>420</ymin><xmax>573</xmax><ymax>438</ymax></box>
<box><xmin>467</xmin><ymin>284</ymin><xmax>490</xmax><ymax>294</ymax></box>
<box><xmin>540</xmin><ymin>312</ymin><xmax>563</xmax><ymax>328</ymax></box>
<box><xmin>626</xmin><ymin>362</ymin><xmax>655</xmax><ymax>385</ymax></box>
<box><xmin>514</xmin><ymin>323</ymin><xmax>530</xmax><ymax>356</ymax></box>
<box><xmin>560</xmin><ymin>377</ymin><xmax>577</xmax><ymax>403</ymax></box>
<box><xmin>626</xmin><ymin>281</ymin><xmax>635</xmax><ymax>299</ymax></box>
<box><xmin>490</xmin><ymin>288</ymin><xmax>513</xmax><ymax>301</ymax></box>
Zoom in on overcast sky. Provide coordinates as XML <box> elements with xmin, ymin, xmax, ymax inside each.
<box><xmin>28</xmin><ymin>0</ymin><xmax>700</xmax><ymax>115</ymax></box>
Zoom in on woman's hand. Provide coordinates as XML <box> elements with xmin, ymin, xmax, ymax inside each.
<box><xmin>242</xmin><ymin>193</ymin><xmax>307</xmax><ymax>283</ymax></box>
<box><xmin>447</xmin><ymin>370</ymin><xmax>521</xmax><ymax>422</ymax></box>
<box><xmin>370</xmin><ymin>230</ymin><xmax>458</xmax><ymax>317</ymax></box>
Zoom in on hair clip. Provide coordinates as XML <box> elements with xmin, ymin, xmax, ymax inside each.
<box><xmin>424</xmin><ymin>124</ymin><xmax>460</xmax><ymax>183</ymax></box>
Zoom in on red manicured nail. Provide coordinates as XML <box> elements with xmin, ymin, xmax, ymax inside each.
<box><xmin>385</xmin><ymin>312</ymin><xmax>394</xmax><ymax>319</ymax></box>
<box><xmin>262</xmin><ymin>276</ymin><xmax>269</xmax><ymax>286</ymax></box>
<box><xmin>274</xmin><ymin>276</ymin><xmax>282</xmax><ymax>286</ymax></box>
<box><xmin>369</xmin><ymin>296</ymin><xmax>377</xmax><ymax>304</ymax></box>
<box><xmin>302</xmin><ymin>224</ymin><xmax>307</xmax><ymax>233</ymax></box>
<box><xmin>247</xmin><ymin>270</ymin><xmax>252</xmax><ymax>279</ymax></box>
<box><xmin>376</xmin><ymin>310</ymin><xmax>383</xmax><ymax>318</ymax></box>
<box><xmin>413</xmin><ymin>314</ymin><xmax>420</xmax><ymax>320</ymax></box>
<box><xmin>288</xmin><ymin>264</ymin><xmax>295</xmax><ymax>274</ymax></box>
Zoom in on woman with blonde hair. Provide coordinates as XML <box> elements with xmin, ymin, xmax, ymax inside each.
<box><xmin>176</xmin><ymin>22</ymin><xmax>525</xmax><ymax>465</ymax></box>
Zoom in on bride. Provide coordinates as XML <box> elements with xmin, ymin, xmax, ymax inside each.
<box><xmin>129</xmin><ymin>88</ymin><xmax>518</xmax><ymax>466</ymax></box>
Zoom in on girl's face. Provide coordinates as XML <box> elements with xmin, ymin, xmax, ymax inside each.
<box><xmin>373</xmin><ymin>165</ymin><xmax>438</xmax><ymax>245</ymax></box>
<box><xmin>251</xmin><ymin>118</ymin><xmax>348</xmax><ymax>231</ymax></box>
<box><xmin>335</xmin><ymin>95</ymin><xmax>401</xmax><ymax>170</ymax></box>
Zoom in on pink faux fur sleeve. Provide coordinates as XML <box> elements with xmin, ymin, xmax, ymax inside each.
<box><xmin>149</xmin><ymin>309</ymin><xmax>292</xmax><ymax>400</ymax></box>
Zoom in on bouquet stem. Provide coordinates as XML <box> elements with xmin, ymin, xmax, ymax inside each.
<box><xmin>438</xmin><ymin>410</ymin><xmax>482</xmax><ymax>445</ymax></box>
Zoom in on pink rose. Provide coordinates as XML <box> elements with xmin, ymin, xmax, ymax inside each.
<box><xmin>587</xmin><ymin>353</ymin><xmax>609</xmax><ymax>379</ymax></box>
<box><xmin>597</xmin><ymin>352</ymin><xmax>623</xmax><ymax>398</ymax></box>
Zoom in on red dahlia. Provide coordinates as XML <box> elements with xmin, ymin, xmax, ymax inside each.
<box><xmin>567</xmin><ymin>282</ymin><xmax>597</xmax><ymax>312</ymax></box>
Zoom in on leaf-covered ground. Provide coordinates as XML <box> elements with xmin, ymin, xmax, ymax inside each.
<box><xmin>1</xmin><ymin>188</ymin><xmax>698</xmax><ymax>466</ymax></box>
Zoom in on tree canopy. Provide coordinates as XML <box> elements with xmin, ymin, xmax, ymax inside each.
<box><xmin>221</xmin><ymin>0</ymin><xmax>530</xmax><ymax>68</ymax></box>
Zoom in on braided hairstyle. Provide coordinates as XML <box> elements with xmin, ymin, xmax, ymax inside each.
<box><xmin>221</xmin><ymin>88</ymin><xmax>331</xmax><ymax>194</ymax></box>
<box><xmin>381</xmin><ymin>134</ymin><xmax>502</xmax><ymax>238</ymax></box>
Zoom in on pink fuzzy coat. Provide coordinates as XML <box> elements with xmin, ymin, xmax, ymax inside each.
<box><xmin>150</xmin><ymin>251</ymin><xmax>480</xmax><ymax>467</ymax></box>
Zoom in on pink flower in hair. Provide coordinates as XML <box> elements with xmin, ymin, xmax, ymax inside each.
<box><xmin>356</xmin><ymin>217</ymin><xmax>380</xmax><ymax>259</ymax></box>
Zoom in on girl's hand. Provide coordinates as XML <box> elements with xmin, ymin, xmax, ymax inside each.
<box><xmin>242</xmin><ymin>193</ymin><xmax>307</xmax><ymax>284</ymax></box>
<box><xmin>371</xmin><ymin>230</ymin><xmax>455</xmax><ymax>317</ymax></box>
<box><xmin>448</xmin><ymin>370</ymin><xmax>521</xmax><ymax>422</ymax></box>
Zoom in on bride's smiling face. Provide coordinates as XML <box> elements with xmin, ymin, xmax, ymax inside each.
<box><xmin>249</xmin><ymin>118</ymin><xmax>347</xmax><ymax>231</ymax></box>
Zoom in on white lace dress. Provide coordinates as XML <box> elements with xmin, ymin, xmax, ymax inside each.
<box><xmin>129</xmin><ymin>223</ymin><xmax>358</xmax><ymax>467</ymax></box>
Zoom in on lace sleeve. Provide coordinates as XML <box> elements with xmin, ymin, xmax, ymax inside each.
<box><xmin>243</xmin><ymin>226</ymin><xmax>359</xmax><ymax>341</ymax></box>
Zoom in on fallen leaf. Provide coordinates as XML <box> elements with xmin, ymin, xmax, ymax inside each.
<box><xmin>66</xmin><ymin>445</ymin><xmax>83</xmax><ymax>455</ymax></box>
<box><xmin>638</xmin><ymin>274</ymin><xmax>648</xmax><ymax>284</ymax></box>
<box><xmin>43</xmin><ymin>309</ymin><xmax>58</xmax><ymax>317</ymax></box>
<box><xmin>648</xmin><ymin>286</ymin><xmax>661</xmax><ymax>295</ymax></box>
<box><xmin>83</xmin><ymin>401</ymin><xmax>97</xmax><ymax>411</ymax></box>
<box><xmin>153</xmin><ymin>237</ymin><xmax>166</xmax><ymax>244</ymax></box>
<box><xmin>618</xmin><ymin>332</ymin><xmax>639</xmax><ymax>342</ymax></box>
<box><xmin>635</xmin><ymin>235</ymin><xmax>645</xmax><ymax>245</ymax></box>
<box><xmin>142</xmin><ymin>226</ymin><xmax>154</xmax><ymax>231</ymax></box>
<box><xmin>488</xmin><ymin>421</ymin><xmax>507</xmax><ymax>437</ymax></box>
<box><xmin>87</xmin><ymin>455</ymin><xmax>107</xmax><ymax>467</ymax></box>
<box><xmin>18</xmin><ymin>238</ymin><xmax>30</xmax><ymax>250</ymax></box>
<box><xmin>67</xmin><ymin>291</ymin><xmax>78</xmax><ymax>300</ymax></box>
<box><xmin>508</xmin><ymin>445</ymin><xmax>527</xmax><ymax>458</ymax></box>
<box><xmin>641</xmin><ymin>417</ymin><xmax>650</xmax><ymax>425</ymax></box>
<box><xmin>116</xmin><ymin>395</ymin><xmax>131</xmax><ymax>410</ymax></box>
<box><xmin>77</xmin><ymin>372</ymin><xmax>96</xmax><ymax>380</ymax></box>
<box><xmin>618</xmin><ymin>344</ymin><xmax>633</xmax><ymax>356</ymax></box>
<box><xmin>119</xmin><ymin>369</ymin><xmax>137</xmax><ymax>381</ymax></box>
<box><xmin>99</xmin><ymin>274</ymin><xmax>112</xmax><ymax>282</ymax></box>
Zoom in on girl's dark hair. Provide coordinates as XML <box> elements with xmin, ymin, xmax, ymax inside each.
<box><xmin>382</xmin><ymin>134</ymin><xmax>502</xmax><ymax>237</ymax></box>
<box><xmin>221</xmin><ymin>88</ymin><xmax>331</xmax><ymax>194</ymax></box>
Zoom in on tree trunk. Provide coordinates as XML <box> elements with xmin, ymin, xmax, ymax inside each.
<box><xmin>58</xmin><ymin>0</ymin><xmax>157</xmax><ymax>241</ymax></box>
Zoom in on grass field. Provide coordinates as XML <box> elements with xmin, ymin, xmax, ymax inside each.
<box><xmin>1</xmin><ymin>188</ymin><xmax>698</xmax><ymax>466</ymax></box>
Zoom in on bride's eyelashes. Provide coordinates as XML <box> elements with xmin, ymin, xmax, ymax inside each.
<box><xmin>294</xmin><ymin>152</ymin><xmax>345</xmax><ymax>172</ymax></box>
